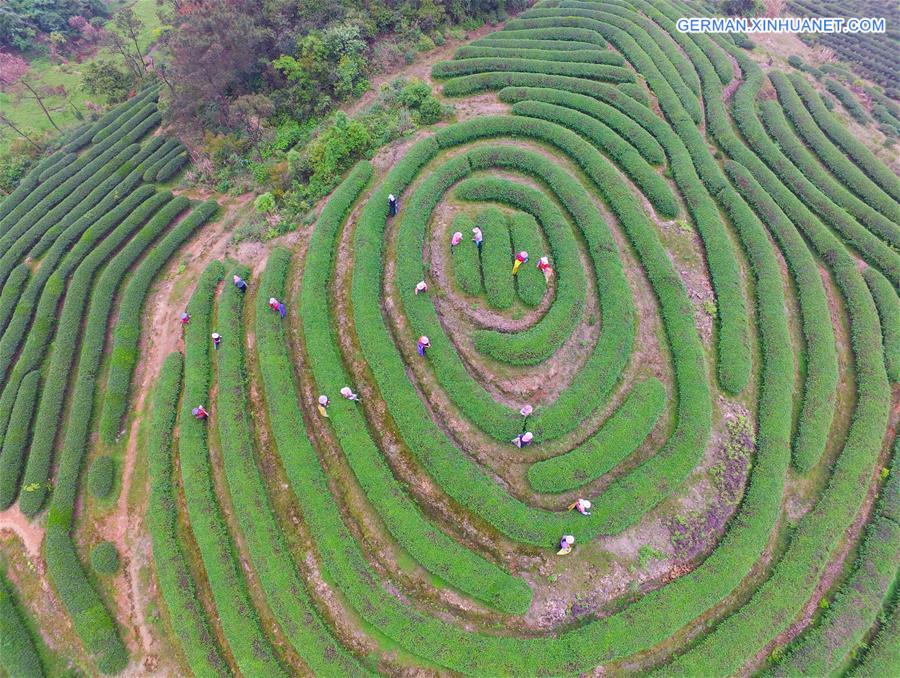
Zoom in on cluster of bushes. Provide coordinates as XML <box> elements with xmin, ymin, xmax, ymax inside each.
<box><xmin>178</xmin><ymin>260</ymin><xmax>286</xmax><ymax>677</ymax></box>
<box><xmin>787</xmin><ymin>72</ymin><xmax>900</xmax><ymax>204</ymax></box>
<box><xmin>758</xmin><ymin>98</ymin><xmax>900</xmax><ymax>250</ymax></box>
<box><xmin>0</xmin><ymin>371</ymin><xmax>40</xmax><ymax>508</ymax></box>
<box><xmin>0</xmin><ymin>181</ymin><xmax>160</xmax><ymax>484</ymax></box>
<box><xmin>146</xmin><ymin>352</ymin><xmax>229</xmax><ymax>677</ymax></box>
<box><xmin>770</xmin><ymin>72</ymin><xmax>900</xmax><ymax>229</ymax></box>
<box><xmin>453</xmin><ymin>177</ymin><xmax>586</xmax><ymax>365</ymax></box>
<box><xmin>300</xmin><ymin>162</ymin><xmax>533</xmax><ymax>614</ymax></box>
<box><xmin>98</xmin><ymin>200</ymin><xmax>218</xmax><ymax>446</ymax></box>
<box><xmin>527</xmin><ymin>378</ymin><xmax>666</xmax><ymax>493</ymax></box>
<box><xmin>510</xmin><ymin>99</ymin><xmax>678</xmax><ymax>217</ymax></box>
<box><xmin>19</xmin><ymin>190</ymin><xmax>174</xmax><ymax>516</ymax></box>
<box><xmin>824</xmin><ymin>78</ymin><xmax>870</xmax><ymax>124</ymax></box>
<box><xmin>87</xmin><ymin>456</ymin><xmax>115</xmax><ymax>500</ymax></box>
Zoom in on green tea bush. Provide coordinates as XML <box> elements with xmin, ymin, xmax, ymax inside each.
<box><xmin>824</xmin><ymin>77</ymin><xmax>870</xmax><ymax>124</ymax></box>
<box><xmin>0</xmin><ymin>569</ymin><xmax>43</xmax><ymax>678</ymax></box>
<box><xmin>759</xmin><ymin>99</ymin><xmax>900</xmax><ymax>248</ymax></box>
<box><xmin>146</xmin><ymin>352</ymin><xmax>229</xmax><ymax>677</ymax></box>
<box><xmin>433</xmin><ymin>57</ymin><xmax>634</xmax><ymax>83</ymax></box>
<box><xmin>770</xmin><ymin>71</ymin><xmax>900</xmax><ymax>229</ymax></box>
<box><xmin>527</xmin><ymin>378</ymin><xmax>666</xmax><ymax>493</ymax></box>
<box><xmin>87</xmin><ymin>456</ymin><xmax>115</xmax><ymax>500</ymax></box>
<box><xmin>498</xmin><ymin>86</ymin><xmax>665</xmax><ymax>165</ymax></box>
<box><xmin>155</xmin><ymin>152</ymin><xmax>189</xmax><ymax>183</ymax></box>
<box><xmin>0</xmin><ymin>370</ymin><xmax>40</xmax><ymax>509</ymax></box>
<box><xmin>301</xmin><ymin>162</ymin><xmax>533</xmax><ymax>614</ymax></box>
<box><xmin>0</xmin><ymin>264</ymin><xmax>28</xmax><ymax>333</ymax></box>
<box><xmin>0</xmin><ymin>151</ymin><xmax>67</xmax><ymax>225</ymax></box>
<box><xmin>472</xmin><ymin>36</ymin><xmax>599</xmax><ymax>51</ymax></box>
<box><xmin>449</xmin><ymin>213</ymin><xmax>483</xmax><ymax>295</ymax></box>
<box><xmin>476</xmin><ymin>207</ymin><xmax>516</xmax><ymax>310</ymax></box>
<box><xmin>474</xmin><ymin>26</ymin><xmax>607</xmax><ymax>47</ymax></box>
<box><xmin>98</xmin><ymin>200</ymin><xmax>219</xmax><ymax>446</ymax></box>
<box><xmin>141</xmin><ymin>139</ymin><xmax>183</xmax><ymax>182</ymax></box>
<box><xmin>455</xmin><ymin>45</ymin><xmax>624</xmax><ymax>65</ymax></box>
<box><xmin>617</xmin><ymin>82</ymin><xmax>650</xmax><ymax>107</ymax></box>
<box><xmin>863</xmin><ymin>267</ymin><xmax>900</xmax><ymax>384</ymax></box>
<box><xmin>19</xmin><ymin>190</ymin><xmax>172</xmax><ymax>516</ymax></box>
<box><xmin>90</xmin><ymin>542</ymin><xmax>120</xmax><ymax>575</ymax></box>
<box><xmin>507</xmin><ymin>212</ymin><xmax>546</xmax><ymax>306</ymax></box>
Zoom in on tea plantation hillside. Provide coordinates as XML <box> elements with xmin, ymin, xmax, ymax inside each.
<box><xmin>1</xmin><ymin>1</ymin><xmax>897</xmax><ymax>675</ymax></box>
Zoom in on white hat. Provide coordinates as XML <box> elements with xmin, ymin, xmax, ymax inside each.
<box><xmin>581</xmin><ymin>499</ymin><xmax>592</xmax><ymax>509</ymax></box>
<box><xmin>564</xmin><ymin>535</ymin><xmax>575</xmax><ymax>545</ymax></box>
<box><xmin>318</xmin><ymin>395</ymin><xmax>328</xmax><ymax>406</ymax></box>
<box><xmin>340</xmin><ymin>387</ymin><xmax>352</xmax><ymax>397</ymax></box>
<box><xmin>416</xmin><ymin>280</ymin><xmax>427</xmax><ymax>290</ymax></box>
<box><xmin>211</xmin><ymin>333</ymin><xmax>220</xmax><ymax>340</ymax></box>
<box><xmin>519</xmin><ymin>250</ymin><xmax>528</xmax><ymax>258</ymax></box>
<box><xmin>419</xmin><ymin>335</ymin><xmax>429</xmax><ymax>344</ymax></box>
<box><xmin>520</xmin><ymin>405</ymin><xmax>533</xmax><ymax>417</ymax></box>
<box><xmin>388</xmin><ymin>194</ymin><xmax>395</xmax><ymax>200</ymax></box>
<box><xmin>269</xmin><ymin>297</ymin><xmax>276</xmax><ymax>305</ymax></box>
<box><xmin>522</xmin><ymin>431</ymin><xmax>533</xmax><ymax>442</ymax></box>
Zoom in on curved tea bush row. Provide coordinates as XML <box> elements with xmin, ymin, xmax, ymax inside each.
<box><xmin>498</xmin><ymin>86</ymin><xmax>665</xmax><ymax>165</ymax></box>
<box><xmin>141</xmin><ymin>139</ymin><xmax>182</xmax><ymax>181</ymax></box>
<box><xmin>787</xmin><ymin>72</ymin><xmax>900</xmax><ymax>204</ymax></box>
<box><xmin>0</xmin><ymin>185</ymin><xmax>159</xmax><ymax>448</ymax></box>
<box><xmin>98</xmin><ymin>200</ymin><xmax>219</xmax><ymax>445</ymax></box>
<box><xmin>770</xmin><ymin>72</ymin><xmax>900</xmax><ymax>224</ymax></box>
<box><xmin>771</xmin><ymin>512</ymin><xmax>900</xmax><ymax>674</ymax></box>
<box><xmin>510</xmin><ymin>99</ymin><xmax>679</xmax><ymax>217</ymax></box>
<box><xmin>513</xmin><ymin>6</ymin><xmax>702</xmax><ymax>124</ymax></box>
<box><xmin>674</xmin><ymin>29</ymin><xmax>839</xmax><ymax>473</ymax></box>
<box><xmin>389</xmin><ymin>125</ymin><xmax>633</xmax><ymax>444</ymax></box>
<box><xmin>155</xmin><ymin>152</ymin><xmax>189</xmax><ymax>183</ymax></box>
<box><xmin>851</xmin><ymin>595</ymin><xmax>900</xmax><ymax>676</ymax></box>
<box><xmin>146</xmin><ymin>352</ymin><xmax>229</xmax><ymax>678</ymax></box>
<box><xmin>0</xmin><ymin>141</ymin><xmax>142</xmax><ymax>292</ymax></box>
<box><xmin>449</xmin><ymin>213</ymin><xmax>482</xmax><ymax>295</ymax></box>
<box><xmin>863</xmin><ymin>267</ymin><xmax>900</xmax><ymax>384</ymax></box>
<box><xmin>179</xmin><ymin>261</ymin><xmax>286</xmax><ymax>677</ymax></box>
<box><xmin>758</xmin><ymin>98</ymin><xmax>900</xmax><ymax>248</ymax></box>
<box><xmin>87</xmin><ymin>455</ymin><xmax>115</xmax><ymax>500</ymax></box>
<box><xmin>476</xmin><ymin>207</ymin><xmax>516</xmax><ymax>310</ymax></box>
<box><xmin>473</xmin><ymin>26</ymin><xmax>607</xmax><ymax>47</ymax></box>
<box><xmin>0</xmin><ymin>370</ymin><xmax>40</xmax><ymax>508</ymax></box>
<box><xmin>472</xmin><ymin>36</ymin><xmax>599</xmax><ymax>51</ymax></box>
<box><xmin>358</xmin><ymin>122</ymin><xmax>707</xmax><ymax>540</ymax></box>
<box><xmin>527</xmin><ymin>378</ymin><xmax>666</xmax><ymax>493</ymax></box>
<box><xmin>217</xmin><ymin>263</ymin><xmax>370</xmax><ymax>672</ymax></box>
<box><xmin>0</xmin><ymin>264</ymin><xmax>28</xmax><ymax>333</ymax></box>
<box><xmin>19</xmin><ymin>192</ymin><xmax>184</xmax><ymax>516</ymax></box>
<box><xmin>729</xmin><ymin>70</ymin><xmax>900</xmax><ymax>287</ymax></box>
<box><xmin>38</xmin><ymin>152</ymin><xmax>77</xmax><ymax>182</ymax></box>
<box><xmin>662</xmin><ymin>100</ymin><xmax>891</xmax><ymax>678</ymax></box>
<box><xmin>433</xmin><ymin>57</ymin><xmax>634</xmax><ymax>84</ymax></box>
<box><xmin>527</xmin><ymin>3</ymin><xmax>701</xmax><ymax>101</ymax></box>
<box><xmin>301</xmin><ymin>162</ymin><xmax>533</xmax><ymax>614</ymax></box>
<box><xmin>508</xmin><ymin>212</ymin><xmax>546</xmax><ymax>306</ymax></box>
<box><xmin>455</xmin><ymin>45</ymin><xmax>624</xmax><ymax>65</ymax></box>
<box><xmin>0</xmin><ymin>151</ymin><xmax>67</xmax><ymax>225</ymax></box>
<box><xmin>0</xmin><ymin>568</ymin><xmax>44</xmax><ymax>678</ymax></box>
<box><xmin>44</xmin><ymin>525</ymin><xmax>127</xmax><ymax>674</ymax></box>
<box><xmin>824</xmin><ymin>77</ymin><xmax>870</xmax><ymax>124</ymax></box>
<box><xmin>82</xmin><ymin>87</ymin><xmax>158</xmax><ymax>148</ymax></box>
<box><xmin>0</xmin><ymin>92</ymin><xmax>156</xmax><ymax>243</ymax></box>
<box><xmin>454</xmin><ymin>178</ymin><xmax>586</xmax><ymax>365</ymax></box>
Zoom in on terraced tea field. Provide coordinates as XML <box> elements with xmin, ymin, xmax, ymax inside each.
<box><xmin>1</xmin><ymin>1</ymin><xmax>897</xmax><ymax>676</ymax></box>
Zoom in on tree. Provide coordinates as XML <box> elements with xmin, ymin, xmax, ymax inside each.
<box><xmin>0</xmin><ymin>52</ymin><xmax>61</xmax><ymax>131</ymax></box>
<box><xmin>107</xmin><ymin>7</ymin><xmax>147</xmax><ymax>79</ymax></box>
<box><xmin>229</xmin><ymin>94</ymin><xmax>274</xmax><ymax>160</ymax></box>
<box><xmin>82</xmin><ymin>59</ymin><xmax>133</xmax><ymax>104</ymax></box>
